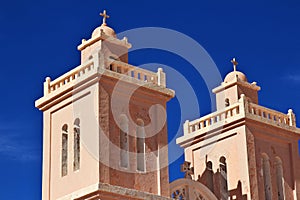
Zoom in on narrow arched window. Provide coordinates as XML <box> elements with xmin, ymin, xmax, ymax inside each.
<box><xmin>225</xmin><ymin>98</ymin><xmax>230</xmax><ymax>107</ymax></box>
<box><xmin>219</xmin><ymin>156</ymin><xmax>228</xmax><ymax>199</ymax></box>
<box><xmin>262</xmin><ymin>153</ymin><xmax>272</xmax><ymax>200</ymax></box>
<box><xmin>73</xmin><ymin>119</ymin><xmax>80</xmax><ymax>171</ymax></box>
<box><xmin>136</xmin><ymin>119</ymin><xmax>145</xmax><ymax>171</ymax></box>
<box><xmin>275</xmin><ymin>157</ymin><xmax>285</xmax><ymax>200</ymax></box>
<box><xmin>120</xmin><ymin>115</ymin><xmax>129</xmax><ymax>168</ymax></box>
<box><xmin>62</xmin><ymin>124</ymin><xmax>68</xmax><ymax>177</ymax></box>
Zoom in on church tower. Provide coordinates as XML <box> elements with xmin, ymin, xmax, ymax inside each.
<box><xmin>35</xmin><ymin>10</ymin><xmax>174</xmax><ymax>200</ymax></box>
<box><xmin>176</xmin><ymin>59</ymin><xmax>300</xmax><ymax>200</ymax></box>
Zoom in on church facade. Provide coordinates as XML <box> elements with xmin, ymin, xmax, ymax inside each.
<box><xmin>35</xmin><ymin>10</ymin><xmax>300</xmax><ymax>200</ymax></box>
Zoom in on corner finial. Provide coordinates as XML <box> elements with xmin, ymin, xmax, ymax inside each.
<box><xmin>100</xmin><ymin>10</ymin><xmax>110</xmax><ymax>25</ymax></box>
<box><xmin>231</xmin><ymin>58</ymin><xmax>238</xmax><ymax>72</ymax></box>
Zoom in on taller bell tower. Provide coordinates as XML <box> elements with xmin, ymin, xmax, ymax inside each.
<box><xmin>36</xmin><ymin>10</ymin><xmax>174</xmax><ymax>200</ymax></box>
<box><xmin>177</xmin><ymin>59</ymin><xmax>300</xmax><ymax>200</ymax></box>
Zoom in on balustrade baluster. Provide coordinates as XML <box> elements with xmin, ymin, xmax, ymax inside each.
<box><xmin>226</xmin><ymin>110</ymin><xmax>230</xmax><ymax>118</ymax></box>
<box><xmin>112</xmin><ymin>65</ymin><xmax>116</xmax><ymax>72</ymax></box>
<box><xmin>189</xmin><ymin>126</ymin><xmax>193</xmax><ymax>133</ymax></box>
<box><xmin>251</xmin><ymin>107</ymin><xmax>254</xmax><ymax>114</ymax></box>
<box><xmin>225</xmin><ymin>110</ymin><xmax>228</xmax><ymax>119</ymax></box>
<box><xmin>211</xmin><ymin>117</ymin><xmax>215</xmax><ymax>125</ymax></box>
<box><xmin>117</xmin><ymin>66</ymin><xmax>121</xmax><ymax>73</ymax></box>
<box><xmin>200</xmin><ymin>121</ymin><xmax>204</xmax><ymax>129</ymax></box>
<box><xmin>232</xmin><ymin>107</ymin><xmax>237</xmax><ymax>116</ymax></box>
<box><xmin>206</xmin><ymin>119</ymin><xmax>210</xmax><ymax>126</ymax></box>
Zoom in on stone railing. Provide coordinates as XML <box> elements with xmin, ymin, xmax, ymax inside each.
<box><xmin>108</xmin><ymin>59</ymin><xmax>166</xmax><ymax>87</ymax></box>
<box><xmin>184</xmin><ymin>95</ymin><xmax>296</xmax><ymax>135</ymax></box>
<box><xmin>247</xmin><ymin>102</ymin><xmax>296</xmax><ymax>127</ymax></box>
<box><xmin>184</xmin><ymin>102</ymin><xmax>243</xmax><ymax>134</ymax></box>
<box><xmin>44</xmin><ymin>59</ymin><xmax>95</xmax><ymax>95</ymax></box>
<box><xmin>43</xmin><ymin>56</ymin><xmax>167</xmax><ymax>96</ymax></box>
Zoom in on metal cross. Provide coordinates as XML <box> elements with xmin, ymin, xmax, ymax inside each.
<box><xmin>100</xmin><ymin>10</ymin><xmax>110</xmax><ymax>25</ymax></box>
<box><xmin>231</xmin><ymin>58</ymin><xmax>238</xmax><ymax>72</ymax></box>
<box><xmin>181</xmin><ymin>161</ymin><xmax>194</xmax><ymax>179</ymax></box>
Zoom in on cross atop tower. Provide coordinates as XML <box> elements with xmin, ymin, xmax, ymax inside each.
<box><xmin>100</xmin><ymin>10</ymin><xmax>110</xmax><ymax>25</ymax></box>
<box><xmin>231</xmin><ymin>58</ymin><xmax>238</xmax><ymax>72</ymax></box>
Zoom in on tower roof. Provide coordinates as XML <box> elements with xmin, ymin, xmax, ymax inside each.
<box><xmin>92</xmin><ymin>23</ymin><xmax>116</xmax><ymax>38</ymax></box>
<box><xmin>224</xmin><ymin>71</ymin><xmax>248</xmax><ymax>83</ymax></box>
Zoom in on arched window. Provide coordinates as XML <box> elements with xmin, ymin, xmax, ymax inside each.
<box><xmin>262</xmin><ymin>153</ymin><xmax>272</xmax><ymax>200</ymax></box>
<box><xmin>120</xmin><ymin>115</ymin><xmax>129</xmax><ymax>168</ymax></box>
<box><xmin>219</xmin><ymin>156</ymin><xmax>228</xmax><ymax>199</ymax></box>
<box><xmin>136</xmin><ymin>119</ymin><xmax>145</xmax><ymax>171</ymax></box>
<box><xmin>225</xmin><ymin>98</ymin><xmax>230</xmax><ymax>107</ymax></box>
<box><xmin>275</xmin><ymin>157</ymin><xmax>285</xmax><ymax>200</ymax></box>
<box><xmin>73</xmin><ymin>119</ymin><xmax>80</xmax><ymax>171</ymax></box>
<box><xmin>62</xmin><ymin>124</ymin><xmax>68</xmax><ymax>176</ymax></box>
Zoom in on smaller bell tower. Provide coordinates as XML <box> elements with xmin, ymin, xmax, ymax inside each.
<box><xmin>177</xmin><ymin>58</ymin><xmax>300</xmax><ymax>200</ymax></box>
<box><xmin>78</xmin><ymin>10</ymin><xmax>130</xmax><ymax>64</ymax></box>
<box><xmin>214</xmin><ymin>58</ymin><xmax>260</xmax><ymax>111</ymax></box>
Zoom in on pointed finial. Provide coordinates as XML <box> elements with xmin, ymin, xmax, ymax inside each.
<box><xmin>100</xmin><ymin>10</ymin><xmax>110</xmax><ymax>25</ymax></box>
<box><xmin>231</xmin><ymin>58</ymin><xmax>238</xmax><ymax>72</ymax></box>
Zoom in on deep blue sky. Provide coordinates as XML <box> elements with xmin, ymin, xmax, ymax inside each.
<box><xmin>0</xmin><ymin>0</ymin><xmax>300</xmax><ymax>199</ymax></box>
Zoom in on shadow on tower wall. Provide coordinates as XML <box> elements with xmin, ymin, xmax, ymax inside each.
<box><xmin>197</xmin><ymin>157</ymin><xmax>247</xmax><ymax>200</ymax></box>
